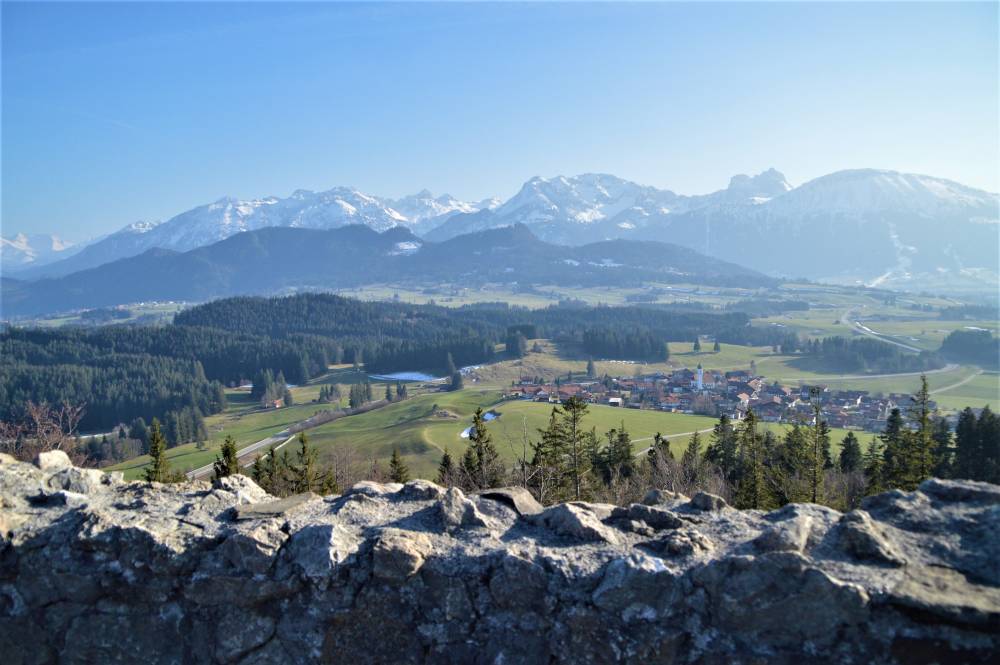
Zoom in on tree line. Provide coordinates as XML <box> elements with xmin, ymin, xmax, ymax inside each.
<box><xmin>802</xmin><ymin>336</ymin><xmax>943</xmax><ymax>374</ymax></box>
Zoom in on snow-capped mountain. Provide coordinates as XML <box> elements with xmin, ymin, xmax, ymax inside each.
<box><xmin>424</xmin><ymin>168</ymin><xmax>998</xmax><ymax>290</ymax></box>
<box><xmin>16</xmin><ymin>168</ymin><xmax>999</xmax><ymax>291</ymax></box>
<box><xmin>0</xmin><ymin>233</ymin><xmax>80</xmax><ymax>271</ymax></box>
<box><xmin>25</xmin><ymin>187</ymin><xmax>494</xmax><ymax>278</ymax></box>
<box><xmin>424</xmin><ymin>169</ymin><xmax>796</xmax><ymax>244</ymax></box>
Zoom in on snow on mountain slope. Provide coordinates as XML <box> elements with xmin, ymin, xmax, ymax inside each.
<box><xmin>424</xmin><ymin>169</ymin><xmax>794</xmax><ymax>243</ymax></box>
<box><xmin>26</xmin><ymin>187</ymin><xmax>493</xmax><ymax>278</ymax></box>
<box><xmin>1</xmin><ymin>233</ymin><xmax>81</xmax><ymax>272</ymax></box>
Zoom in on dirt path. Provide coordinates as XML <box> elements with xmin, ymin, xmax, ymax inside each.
<box><xmin>929</xmin><ymin>368</ymin><xmax>986</xmax><ymax>395</ymax></box>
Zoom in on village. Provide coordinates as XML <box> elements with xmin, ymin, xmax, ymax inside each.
<box><xmin>502</xmin><ymin>364</ymin><xmax>928</xmax><ymax>433</ymax></box>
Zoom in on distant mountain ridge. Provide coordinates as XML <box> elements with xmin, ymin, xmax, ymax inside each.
<box><xmin>0</xmin><ymin>233</ymin><xmax>81</xmax><ymax>270</ymax></box>
<box><xmin>0</xmin><ymin>224</ymin><xmax>772</xmax><ymax>317</ymax></box>
<box><xmin>9</xmin><ymin>187</ymin><xmax>498</xmax><ymax>279</ymax></box>
<box><xmin>9</xmin><ymin>168</ymin><xmax>998</xmax><ymax>290</ymax></box>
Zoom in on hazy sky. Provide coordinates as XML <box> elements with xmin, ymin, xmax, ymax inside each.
<box><xmin>3</xmin><ymin>2</ymin><xmax>998</xmax><ymax>240</ymax></box>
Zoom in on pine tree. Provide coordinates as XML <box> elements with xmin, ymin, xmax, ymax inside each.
<box><xmin>646</xmin><ymin>431</ymin><xmax>672</xmax><ymax>467</ymax></box>
<box><xmin>385</xmin><ymin>383</ymin><xmax>393</xmax><ymax>402</ymax></box>
<box><xmin>976</xmin><ymin>406</ymin><xmax>1000</xmax><ymax>484</ymax></box>
<box><xmin>462</xmin><ymin>408</ymin><xmax>503</xmax><ymax>490</ymax></box>
<box><xmin>289</xmin><ymin>432</ymin><xmax>318</xmax><ymax>493</ymax></box>
<box><xmin>693</xmin><ymin>337</ymin><xmax>702</xmax><ymax>352</ymax></box>
<box><xmin>881</xmin><ymin>408</ymin><xmax>908</xmax><ymax>488</ymax></box>
<box><xmin>213</xmin><ymin>434</ymin><xmax>240</xmax><ymax>480</ymax></box>
<box><xmin>839</xmin><ymin>432</ymin><xmax>862</xmax><ymax>472</ymax></box>
<box><xmin>931</xmin><ymin>417</ymin><xmax>953</xmax><ymax>478</ymax></box>
<box><xmin>713</xmin><ymin>340</ymin><xmax>721</xmax><ymax>352</ymax></box>
<box><xmin>143</xmin><ymin>419</ymin><xmax>172</xmax><ymax>483</ymax></box>
<box><xmin>734</xmin><ymin>411</ymin><xmax>772</xmax><ymax>509</ymax></box>
<box><xmin>586</xmin><ymin>358</ymin><xmax>596</xmax><ymax>379</ymax></box>
<box><xmin>450</xmin><ymin>372</ymin><xmax>464</xmax><ymax>391</ymax></box>
<box><xmin>436</xmin><ymin>449</ymin><xmax>455</xmax><ymax>486</ymax></box>
<box><xmin>561</xmin><ymin>396</ymin><xmax>590</xmax><ymax>500</ymax></box>
<box><xmin>680</xmin><ymin>430</ymin><xmax>704</xmax><ymax>486</ymax></box>
<box><xmin>863</xmin><ymin>437</ymin><xmax>885</xmax><ymax>496</ymax></box>
<box><xmin>905</xmin><ymin>375</ymin><xmax>936</xmax><ymax>489</ymax></box>
<box><xmin>389</xmin><ymin>448</ymin><xmax>410</xmax><ymax>483</ymax></box>
<box><xmin>705</xmin><ymin>414</ymin><xmax>738</xmax><ymax>483</ymax></box>
<box><xmin>953</xmin><ymin>407</ymin><xmax>979</xmax><ymax>480</ymax></box>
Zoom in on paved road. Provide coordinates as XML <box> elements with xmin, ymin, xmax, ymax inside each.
<box><xmin>187</xmin><ymin>432</ymin><xmax>295</xmax><ymax>480</ymax></box>
<box><xmin>838</xmin><ymin>309</ymin><xmax>923</xmax><ymax>353</ymax></box>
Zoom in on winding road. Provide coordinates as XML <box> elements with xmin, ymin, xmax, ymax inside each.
<box><xmin>838</xmin><ymin>309</ymin><xmax>923</xmax><ymax>353</ymax></box>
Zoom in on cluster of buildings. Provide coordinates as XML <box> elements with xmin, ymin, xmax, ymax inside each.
<box><xmin>503</xmin><ymin>365</ymin><xmax>923</xmax><ymax>433</ymax></box>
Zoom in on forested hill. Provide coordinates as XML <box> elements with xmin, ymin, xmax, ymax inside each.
<box><xmin>174</xmin><ymin>293</ymin><xmax>796</xmax><ymax>372</ymax></box>
<box><xmin>1</xmin><ymin>224</ymin><xmax>774</xmax><ymax>318</ymax></box>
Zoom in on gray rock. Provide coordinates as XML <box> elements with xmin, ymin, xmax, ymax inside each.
<box><xmin>530</xmin><ymin>503</ymin><xmax>620</xmax><ymax>544</ymax></box>
<box><xmin>479</xmin><ymin>487</ymin><xmax>543</xmax><ymax>516</ymax></box>
<box><xmin>372</xmin><ymin>529</ymin><xmax>432</xmax><ymax>583</ymax></box>
<box><xmin>234</xmin><ymin>492</ymin><xmax>318</xmax><ymax>521</ymax></box>
<box><xmin>400</xmin><ymin>479</ymin><xmax>447</xmax><ymax>501</ymax></box>
<box><xmin>837</xmin><ymin>510</ymin><xmax>905</xmax><ymax>566</ymax></box>
<box><xmin>689</xmin><ymin>491</ymin><xmax>729</xmax><ymax>511</ymax></box>
<box><xmin>344</xmin><ymin>480</ymin><xmax>403</xmax><ymax>498</ymax></box>
<box><xmin>626</xmin><ymin>503</ymin><xmax>684</xmax><ymax>530</ymax></box>
<box><xmin>641</xmin><ymin>488</ymin><xmax>689</xmax><ymax>506</ymax></box>
<box><xmin>438</xmin><ymin>487</ymin><xmax>488</xmax><ymax>531</ymax></box>
<box><xmin>754</xmin><ymin>514</ymin><xmax>813</xmax><ymax>553</ymax></box>
<box><xmin>34</xmin><ymin>450</ymin><xmax>71</xmax><ymax>472</ymax></box>
<box><xmin>2</xmin><ymin>458</ymin><xmax>998</xmax><ymax>664</ymax></box>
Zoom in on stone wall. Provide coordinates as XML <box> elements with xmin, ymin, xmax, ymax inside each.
<box><xmin>1</xmin><ymin>451</ymin><xmax>998</xmax><ymax>664</ymax></box>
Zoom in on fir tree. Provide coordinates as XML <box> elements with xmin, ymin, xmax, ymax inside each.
<box><xmin>734</xmin><ymin>410</ymin><xmax>772</xmax><ymax>509</ymax></box>
<box><xmin>693</xmin><ymin>337</ymin><xmax>702</xmax><ymax>352</ymax></box>
<box><xmin>863</xmin><ymin>437</ymin><xmax>885</xmax><ymax>496</ymax></box>
<box><xmin>713</xmin><ymin>340</ymin><xmax>721</xmax><ymax>352</ymax></box>
<box><xmin>881</xmin><ymin>408</ymin><xmax>908</xmax><ymax>489</ymax></box>
<box><xmin>462</xmin><ymin>408</ymin><xmax>503</xmax><ymax>490</ymax></box>
<box><xmin>212</xmin><ymin>434</ymin><xmax>240</xmax><ymax>480</ymax></box>
<box><xmin>143</xmin><ymin>419</ymin><xmax>172</xmax><ymax>483</ymax></box>
<box><xmin>389</xmin><ymin>448</ymin><xmax>410</xmax><ymax>483</ymax></box>
<box><xmin>436</xmin><ymin>449</ymin><xmax>455</xmax><ymax>486</ymax></box>
<box><xmin>680</xmin><ymin>430</ymin><xmax>704</xmax><ymax>486</ymax></box>
<box><xmin>953</xmin><ymin>407</ymin><xmax>979</xmax><ymax>480</ymax></box>
<box><xmin>838</xmin><ymin>432</ymin><xmax>862</xmax><ymax>473</ymax></box>
<box><xmin>586</xmin><ymin>358</ymin><xmax>596</xmax><ymax>379</ymax></box>
<box><xmin>705</xmin><ymin>414</ymin><xmax>738</xmax><ymax>483</ymax></box>
<box><xmin>561</xmin><ymin>396</ymin><xmax>590</xmax><ymax>500</ymax></box>
<box><xmin>290</xmin><ymin>432</ymin><xmax>318</xmax><ymax>494</ymax></box>
<box><xmin>385</xmin><ymin>383</ymin><xmax>393</xmax><ymax>402</ymax></box>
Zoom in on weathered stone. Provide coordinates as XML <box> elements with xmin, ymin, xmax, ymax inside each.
<box><xmin>34</xmin><ymin>450</ymin><xmax>71</xmax><ymax>472</ymax></box>
<box><xmin>213</xmin><ymin>474</ymin><xmax>271</xmax><ymax>505</ymax></box>
<box><xmin>689</xmin><ymin>491</ymin><xmax>728</xmax><ymax>511</ymax></box>
<box><xmin>888</xmin><ymin>565</ymin><xmax>1000</xmax><ymax>627</ymax></box>
<box><xmin>837</xmin><ymin>510</ymin><xmax>905</xmax><ymax>566</ymax></box>
<box><xmin>754</xmin><ymin>514</ymin><xmax>813</xmax><ymax>553</ymax></box>
<box><xmin>285</xmin><ymin>523</ymin><xmax>360</xmax><ymax>580</ymax></box>
<box><xmin>479</xmin><ymin>486</ymin><xmax>543</xmax><ymax>516</ymax></box>
<box><xmin>372</xmin><ymin>529</ymin><xmax>432</xmax><ymax>583</ymax></box>
<box><xmin>215</xmin><ymin>606</ymin><xmax>275</xmax><ymax>663</ymax></box>
<box><xmin>344</xmin><ymin>480</ymin><xmax>403</xmax><ymax>498</ymax></box>
<box><xmin>919</xmin><ymin>477</ymin><xmax>1000</xmax><ymax>504</ymax></box>
<box><xmin>234</xmin><ymin>492</ymin><xmax>318</xmax><ymax>521</ymax></box>
<box><xmin>530</xmin><ymin>502</ymin><xmax>620</xmax><ymax>544</ymax></box>
<box><xmin>655</xmin><ymin>527</ymin><xmax>714</xmax><ymax>557</ymax></box>
<box><xmin>593</xmin><ymin>551</ymin><xmax>680</xmax><ymax>619</ymax></box>
<box><xmin>641</xmin><ymin>488</ymin><xmax>689</xmax><ymax>507</ymax></box>
<box><xmin>400</xmin><ymin>479</ymin><xmax>447</xmax><ymax>501</ymax></box>
<box><xmin>438</xmin><ymin>487</ymin><xmax>488</xmax><ymax>531</ymax></box>
<box><xmin>2</xmin><ymin>458</ymin><xmax>998</xmax><ymax>664</ymax></box>
<box><xmin>627</xmin><ymin>503</ymin><xmax>684</xmax><ymax>530</ymax></box>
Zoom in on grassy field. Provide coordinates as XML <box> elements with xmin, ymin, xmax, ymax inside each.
<box><xmin>929</xmin><ymin>372</ymin><xmax>999</xmax><ymax>411</ymax></box>
<box><xmin>304</xmin><ymin>389</ymin><xmax>860</xmax><ymax>481</ymax></box>
<box><xmin>107</xmin><ymin>365</ymin><xmax>414</xmax><ymax>480</ymax></box>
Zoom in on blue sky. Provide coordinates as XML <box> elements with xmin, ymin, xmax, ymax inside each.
<box><xmin>3</xmin><ymin>1</ymin><xmax>997</xmax><ymax>240</ymax></box>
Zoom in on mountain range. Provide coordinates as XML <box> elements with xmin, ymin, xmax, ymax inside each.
<box><xmin>0</xmin><ymin>224</ymin><xmax>772</xmax><ymax>317</ymax></box>
<box><xmin>4</xmin><ymin>168</ymin><xmax>997</xmax><ymax>292</ymax></box>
